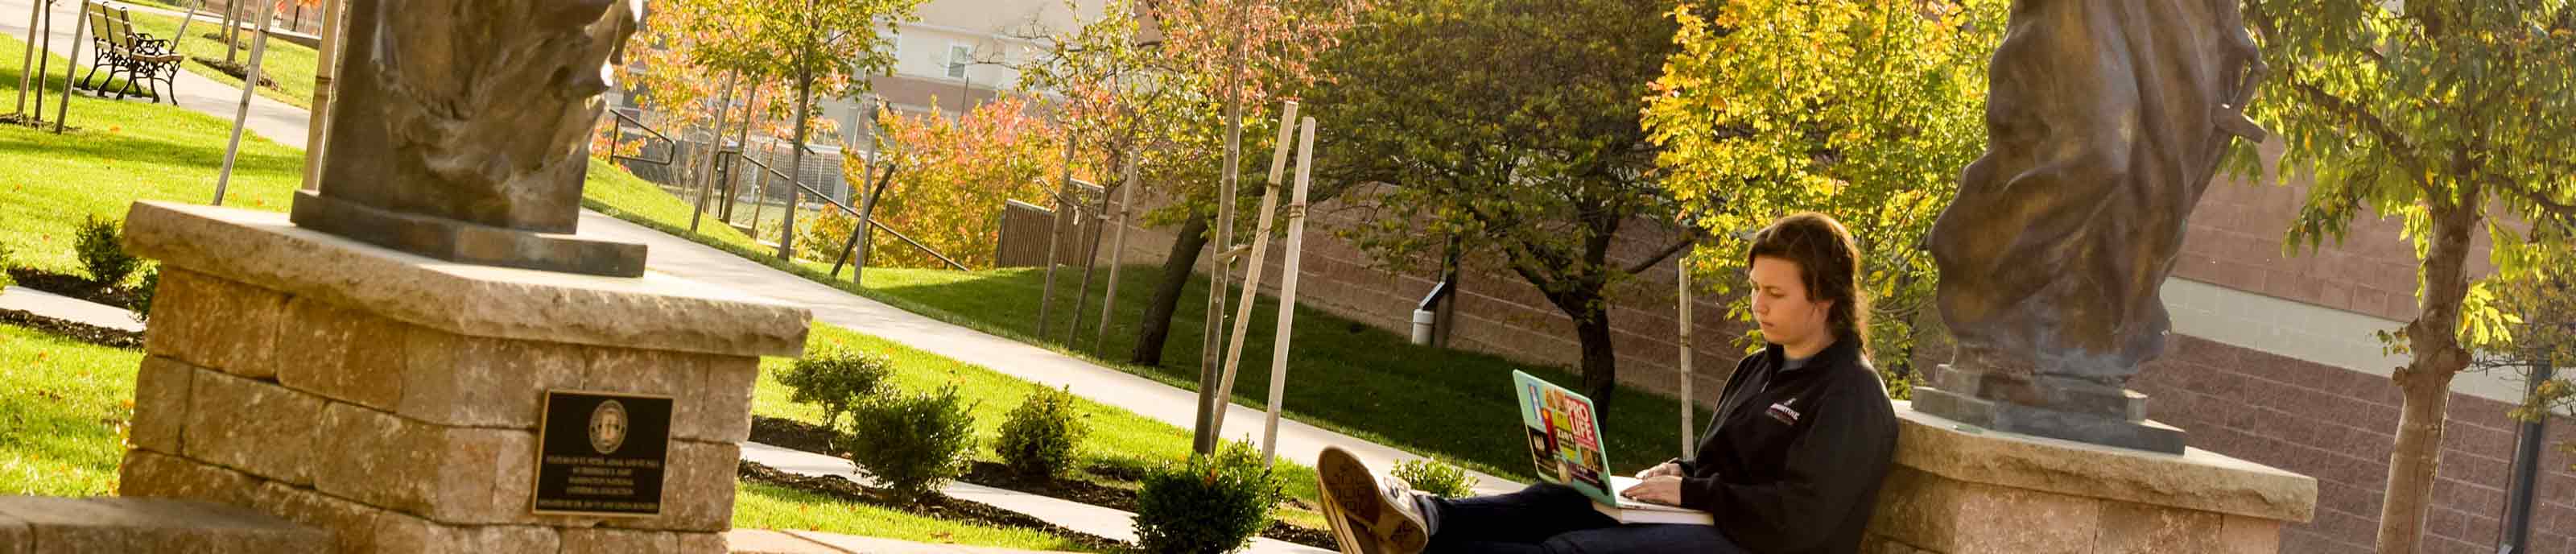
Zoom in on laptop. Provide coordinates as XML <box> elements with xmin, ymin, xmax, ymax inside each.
<box><xmin>1510</xmin><ymin>370</ymin><xmax>1711</xmax><ymax>524</ymax></box>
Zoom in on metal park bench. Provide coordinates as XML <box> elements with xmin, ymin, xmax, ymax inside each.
<box><xmin>79</xmin><ymin>2</ymin><xmax>181</xmax><ymax>104</ymax></box>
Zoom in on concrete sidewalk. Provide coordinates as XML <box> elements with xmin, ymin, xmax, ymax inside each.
<box><xmin>0</xmin><ymin>286</ymin><xmax>145</xmax><ymax>332</ymax></box>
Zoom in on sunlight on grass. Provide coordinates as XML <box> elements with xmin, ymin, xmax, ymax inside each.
<box><xmin>0</xmin><ymin>325</ymin><xmax>137</xmax><ymax>497</ymax></box>
<box><xmin>733</xmin><ymin>482</ymin><xmax>1109</xmax><ymax>552</ymax></box>
<box><xmin>124</xmin><ymin>9</ymin><xmax>323</xmax><ymax>109</ymax></box>
<box><xmin>0</xmin><ymin>33</ymin><xmax>300</xmax><ymax>281</ymax></box>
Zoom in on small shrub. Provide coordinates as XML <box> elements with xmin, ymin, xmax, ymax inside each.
<box><xmin>74</xmin><ymin>215</ymin><xmax>138</xmax><ymax>285</ymax></box>
<box><xmin>126</xmin><ymin>266</ymin><xmax>159</xmax><ymax>322</ymax></box>
<box><xmin>994</xmin><ymin>385</ymin><xmax>1090</xmax><ymax>480</ymax></box>
<box><xmin>1391</xmin><ymin>458</ymin><xmax>1478</xmax><ymax>498</ymax></box>
<box><xmin>1133</xmin><ymin>440</ymin><xmax>1283</xmax><ymax>554</ymax></box>
<box><xmin>835</xmin><ymin>384</ymin><xmax>977</xmax><ymax>503</ymax></box>
<box><xmin>779</xmin><ymin>345</ymin><xmax>894</xmax><ymax>428</ymax></box>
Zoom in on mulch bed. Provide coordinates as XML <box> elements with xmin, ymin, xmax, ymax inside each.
<box><xmin>188</xmin><ymin>56</ymin><xmax>280</xmax><ymax>89</ymax></box>
<box><xmin>8</xmin><ymin>267</ymin><xmax>139</xmax><ymax>309</ymax></box>
<box><xmin>749</xmin><ymin>416</ymin><xmax>1337</xmax><ymax>549</ymax></box>
<box><xmin>0</xmin><ymin>308</ymin><xmax>143</xmax><ymax>349</ymax></box>
<box><xmin>0</xmin><ymin>113</ymin><xmax>72</xmax><ymax>130</ymax></box>
<box><xmin>737</xmin><ymin>460</ymin><xmax>1137</xmax><ymax>554</ymax></box>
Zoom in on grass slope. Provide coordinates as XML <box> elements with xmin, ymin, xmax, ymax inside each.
<box><xmin>0</xmin><ymin>325</ymin><xmax>137</xmax><ymax>496</ymax></box>
<box><xmin>0</xmin><ymin>31</ymin><xmax>301</xmax><ymax>283</ymax></box>
<box><xmin>124</xmin><ymin>9</ymin><xmax>321</xmax><ymax>110</ymax></box>
<box><xmin>584</xmin><ymin>164</ymin><xmax>1695</xmax><ymax>481</ymax></box>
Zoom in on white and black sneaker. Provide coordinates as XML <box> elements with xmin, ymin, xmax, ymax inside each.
<box><xmin>1318</xmin><ymin>447</ymin><xmax>1430</xmax><ymax>554</ymax></box>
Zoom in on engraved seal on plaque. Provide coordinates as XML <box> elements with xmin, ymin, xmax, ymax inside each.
<box><xmin>589</xmin><ymin>399</ymin><xmax>629</xmax><ymax>454</ymax></box>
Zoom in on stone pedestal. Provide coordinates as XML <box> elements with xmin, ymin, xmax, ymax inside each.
<box><xmin>1866</xmin><ymin>402</ymin><xmax>2316</xmax><ymax>554</ymax></box>
<box><xmin>114</xmin><ymin>201</ymin><xmax>811</xmax><ymax>553</ymax></box>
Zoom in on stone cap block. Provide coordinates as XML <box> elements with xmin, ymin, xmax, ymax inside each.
<box><xmin>1889</xmin><ymin>401</ymin><xmax>2317</xmax><ymax>523</ymax></box>
<box><xmin>0</xmin><ymin>496</ymin><xmax>329</xmax><ymax>553</ymax></box>
<box><xmin>122</xmin><ymin>201</ymin><xmax>810</xmax><ymax>358</ymax></box>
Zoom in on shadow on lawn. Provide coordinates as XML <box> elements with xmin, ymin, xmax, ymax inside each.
<box><xmin>0</xmin><ymin>126</ymin><xmax>300</xmax><ymax>176</ymax></box>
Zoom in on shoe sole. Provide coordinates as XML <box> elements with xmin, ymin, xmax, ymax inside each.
<box><xmin>1318</xmin><ymin>479</ymin><xmax>1376</xmax><ymax>554</ymax></box>
<box><xmin>1319</xmin><ymin>447</ymin><xmax>1426</xmax><ymax>554</ymax></box>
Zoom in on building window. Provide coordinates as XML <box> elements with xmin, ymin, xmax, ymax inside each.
<box><xmin>947</xmin><ymin>44</ymin><xmax>973</xmax><ymax>79</ymax></box>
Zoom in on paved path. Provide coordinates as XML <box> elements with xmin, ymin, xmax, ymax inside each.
<box><xmin>3</xmin><ymin>0</ymin><xmax>312</xmax><ymax>149</ymax></box>
<box><xmin>741</xmin><ymin>443</ymin><xmax>1334</xmax><ymax>554</ymax></box>
<box><xmin>0</xmin><ymin>285</ymin><xmax>143</xmax><ymax>332</ymax></box>
<box><xmin>10</xmin><ymin>0</ymin><xmax>1518</xmax><ymax>498</ymax></box>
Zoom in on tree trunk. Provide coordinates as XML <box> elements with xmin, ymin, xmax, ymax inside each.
<box><xmin>779</xmin><ymin>72</ymin><xmax>811</xmax><ymax>261</ymax></box>
<box><xmin>221</xmin><ymin>1</ymin><xmax>242</xmax><ymax>64</ymax></box>
<box><xmin>1572</xmin><ymin>297</ymin><xmax>1620</xmax><ymax>417</ymax></box>
<box><xmin>2375</xmin><ymin>187</ymin><xmax>2482</xmax><ymax>554</ymax></box>
<box><xmin>1132</xmin><ymin>213</ymin><xmax>1212</xmax><ymax>366</ymax></box>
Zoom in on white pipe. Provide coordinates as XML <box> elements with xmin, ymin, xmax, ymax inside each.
<box><xmin>1678</xmin><ymin>256</ymin><xmax>1694</xmax><ymax>459</ymax></box>
<box><xmin>1263</xmin><ymin>116</ymin><xmax>1315</xmax><ymax>467</ymax></box>
<box><xmin>297</xmin><ymin>0</ymin><xmax>340</xmax><ymax>190</ymax></box>
<box><xmin>211</xmin><ymin>0</ymin><xmax>275</xmax><ymax>205</ymax></box>
<box><xmin>1210</xmin><ymin>101</ymin><xmax>1298</xmax><ymax>440</ymax></box>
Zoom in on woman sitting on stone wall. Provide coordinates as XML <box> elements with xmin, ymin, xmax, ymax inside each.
<box><xmin>1317</xmin><ymin>212</ymin><xmax>1901</xmax><ymax>554</ymax></box>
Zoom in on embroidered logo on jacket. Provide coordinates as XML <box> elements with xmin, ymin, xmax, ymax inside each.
<box><xmin>1765</xmin><ymin>399</ymin><xmax>1802</xmax><ymax>425</ymax></box>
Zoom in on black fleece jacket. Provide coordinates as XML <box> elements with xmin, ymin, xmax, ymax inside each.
<box><xmin>1674</xmin><ymin>339</ymin><xmax>1897</xmax><ymax>554</ymax></box>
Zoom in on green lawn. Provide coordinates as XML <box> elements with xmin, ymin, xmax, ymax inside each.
<box><xmin>0</xmin><ymin>29</ymin><xmax>302</xmax><ymax>283</ymax></box>
<box><xmin>125</xmin><ymin>10</ymin><xmax>321</xmax><ymax>110</ymax></box>
<box><xmin>734</xmin><ymin>482</ymin><xmax>1108</xmax><ymax>552</ymax></box>
<box><xmin>0</xmin><ymin>321</ymin><xmax>1117</xmax><ymax>552</ymax></box>
<box><xmin>587</xmin><ymin>173</ymin><xmax>1696</xmax><ymax>482</ymax></box>
<box><xmin>0</xmin><ymin>325</ymin><xmax>137</xmax><ymax>496</ymax></box>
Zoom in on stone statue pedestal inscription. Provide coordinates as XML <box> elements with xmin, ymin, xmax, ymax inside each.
<box><xmin>114</xmin><ymin>201</ymin><xmax>811</xmax><ymax>553</ymax></box>
<box><xmin>1865</xmin><ymin>402</ymin><xmax>2316</xmax><ymax>554</ymax></box>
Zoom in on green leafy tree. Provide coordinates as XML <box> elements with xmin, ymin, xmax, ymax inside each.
<box><xmin>1310</xmin><ymin>0</ymin><xmax>1682</xmax><ymax>413</ymax></box>
<box><xmin>1644</xmin><ymin>0</ymin><xmax>2007</xmax><ymax>394</ymax></box>
<box><xmin>2233</xmin><ymin>2</ymin><xmax>2576</xmax><ymax>551</ymax></box>
<box><xmin>680</xmin><ymin>0</ymin><xmax>927</xmax><ymax>260</ymax></box>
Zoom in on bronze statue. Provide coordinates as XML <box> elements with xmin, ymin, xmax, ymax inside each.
<box><xmin>291</xmin><ymin>0</ymin><xmax>649</xmax><ymax>277</ymax></box>
<box><xmin>1917</xmin><ymin>0</ymin><xmax>2266</xmax><ymax>453</ymax></box>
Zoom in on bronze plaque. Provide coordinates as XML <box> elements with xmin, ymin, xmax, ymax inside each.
<box><xmin>531</xmin><ymin>390</ymin><xmax>673</xmax><ymax>516</ymax></box>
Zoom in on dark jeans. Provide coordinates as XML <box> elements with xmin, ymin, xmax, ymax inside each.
<box><xmin>1422</xmin><ymin>483</ymin><xmax>1749</xmax><ymax>554</ymax></box>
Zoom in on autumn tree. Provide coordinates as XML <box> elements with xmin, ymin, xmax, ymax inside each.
<box><xmin>1024</xmin><ymin>0</ymin><xmax>1365</xmax><ymax>368</ymax></box>
<box><xmin>1308</xmin><ymin>0</ymin><xmax>1681</xmax><ymax>413</ymax></box>
<box><xmin>804</xmin><ymin>97</ymin><xmax>1071</xmax><ymax>269</ymax></box>
<box><xmin>601</xmin><ymin>1</ymin><xmax>779</xmax><ymax>181</ymax></box>
<box><xmin>1645</xmin><ymin>0</ymin><xmax>2007</xmax><ymax>393</ymax></box>
<box><xmin>2233</xmin><ymin>2</ymin><xmax>2576</xmax><ymax>551</ymax></box>
<box><xmin>681</xmin><ymin>0</ymin><xmax>925</xmax><ymax>260</ymax></box>
<box><xmin>2488</xmin><ymin>274</ymin><xmax>2576</xmax><ymax>426</ymax></box>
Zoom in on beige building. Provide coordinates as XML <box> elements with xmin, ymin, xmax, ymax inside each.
<box><xmin>613</xmin><ymin>0</ymin><xmax>1108</xmax><ymax>202</ymax></box>
<box><xmin>817</xmin><ymin>0</ymin><xmax>1108</xmax><ymax>147</ymax></box>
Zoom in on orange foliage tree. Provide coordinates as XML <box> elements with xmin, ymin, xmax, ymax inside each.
<box><xmin>806</xmin><ymin>97</ymin><xmax>1078</xmax><ymax>269</ymax></box>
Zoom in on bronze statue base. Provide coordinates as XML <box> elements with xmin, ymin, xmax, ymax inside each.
<box><xmin>1913</xmin><ymin>365</ymin><xmax>2186</xmax><ymax>454</ymax></box>
<box><xmin>289</xmin><ymin>190</ymin><xmax>647</xmax><ymax>278</ymax></box>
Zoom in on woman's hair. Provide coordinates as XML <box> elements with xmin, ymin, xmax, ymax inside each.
<box><xmin>1746</xmin><ymin>212</ymin><xmax>1870</xmax><ymax>353</ymax></box>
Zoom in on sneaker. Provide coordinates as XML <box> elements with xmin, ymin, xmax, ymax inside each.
<box><xmin>1318</xmin><ymin>447</ymin><xmax>1430</xmax><ymax>554</ymax></box>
